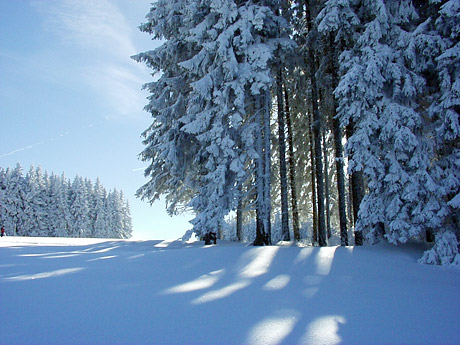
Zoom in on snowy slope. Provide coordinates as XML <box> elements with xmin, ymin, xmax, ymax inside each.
<box><xmin>1</xmin><ymin>237</ymin><xmax>459</xmax><ymax>345</ymax></box>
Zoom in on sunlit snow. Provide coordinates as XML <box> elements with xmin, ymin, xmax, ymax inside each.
<box><xmin>1</xmin><ymin>237</ymin><xmax>459</xmax><ymax>345</ymax></box>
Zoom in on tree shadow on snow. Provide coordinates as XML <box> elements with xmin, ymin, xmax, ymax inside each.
<box><xmin>1</xmin><ymin>240</ymin><xmax>458</xmax><ymax>345</ymax></box>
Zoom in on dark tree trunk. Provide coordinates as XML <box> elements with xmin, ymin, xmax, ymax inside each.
<box><xmin>333</xmin><ymin>114</ymin><xmax>349</xmax><ymax>246</ymax></box>
<box><xmin>328</xmin><ymin>33</ymin><xmax>349</xmax><ymax>246</ymax></box>
<box><xmin>305</xmin><ymin>0</ymin><xmax>327</xmax><ymax>247</ymax></box>
<box><xmin>351</xmin><ymin>173</ymin><xmax>364</xmax><ymax>246</ymax></box>
<box><xmin>284</xmin><ymin>83</ymin><xmax>301</xmax><ymax>241</ymax></box>
<box><xmin>277</xmin><ymin>68</ymin><xmax>290</xmax><ymax>241</ymax></box>
<box><xmin>236</xmin><ymin>194</ymin><xmax>243</xmax><ymax>242</ymax></box>
<box><xmin>322</xmin><ymin>124</ymin><xmax>332</xmax><ymax>239</ymax></box>
<box><xmin>309</xmin><ymin>112</ymin><xmax>318</xmax><ymax>244</ymax></box>
<box><xmin>346</xmin><ymin>122</ymin><xmax>365</xmax><ymax>246</ymax></box>
<box><xmin>311</xmin><ymin>83</ymin><xmax>327</xmax><ymax>247</ymax></box>
<box><xmin>254</xmin><ymin>206</ymin><xmax>266</xmax><ymax>246</ymax></box>
<box><xmin>254</xmin><ymin>92</ymin><xmax>271</xmax><ymax>246</ymax></box>
<box><xmin>348</xmin><ymin>175</ymin><xmax>354</xmax><ymax>227</ymax></box>
<box><xmin>254</xmin><ymin>94</ymin><xmax>266</xmax><ymax>246</ymax></box>
<box><xmin>263</xmin><ymin>89</ymin><xmax>272</xmax><ymax>245</ymax></box>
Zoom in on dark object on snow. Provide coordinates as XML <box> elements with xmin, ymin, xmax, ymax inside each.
<box><xmin>1</xmin><ymin>227</ymin><xmax>5</xmax><ymax>237</ymax></box>
<box><xmin>204</xmin><ymin>232</ymin><xmax>217</xmax><ymax>245</ymax></box>
<box><xmin>253</xmin><ymin>232</ymin><xmax>270</xmax><ymax>246</ymax></box>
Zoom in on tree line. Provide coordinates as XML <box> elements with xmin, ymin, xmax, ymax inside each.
<box><xmin>0</xmin><ymin>164</ymin><xmax>132</xmax><ymax>239</ymax></box>
<box><xmin>134</xmin><ymin>0</ymin><xmax>459</xmax><ymax>265</ymax></box>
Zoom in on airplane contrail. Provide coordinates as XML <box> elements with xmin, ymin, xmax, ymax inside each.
<box><xmin>0</xmin><ymin>142</ymin><xmax>47</xmax><ymax>159</ymax></box>
<box><xmin>0</xmin><ymin>126</ymin><xmax>91</xmax><ymax>159</ymax></box>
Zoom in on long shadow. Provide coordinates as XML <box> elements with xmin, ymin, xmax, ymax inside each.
<box><xmin>149</xmin><ymin>245</ymin><xmax>304</xmax><ymax>344</ymax></box>
<box><xmin>276</xmin><ymin>246</ymin><xmax>350</xmax><ymax>345</ymax></box>
<box><xmin>153</xmin><ymin>243</ymin><xmax>460</xmax><ymax>345</ymax></box>
<box><xmin>1</xmin><ymin>240</ymin><xmax>459</xmax><ymax>345</ymax></box>
<box><xmin>278</xmin><ymin>244</ymin><xmax>460</xmax><ymax>345</ymax></box>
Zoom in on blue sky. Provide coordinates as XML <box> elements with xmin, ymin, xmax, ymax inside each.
<box><xmin>0</xmin><ymin>0</ymin><xmax>192</xmax><ymax>239</ymax></box>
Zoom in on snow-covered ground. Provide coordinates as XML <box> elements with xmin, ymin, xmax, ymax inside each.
<box><xmin>1</xmin><ymin>237</ymin><xmax>459</xmax><ymax>345</ymax></box>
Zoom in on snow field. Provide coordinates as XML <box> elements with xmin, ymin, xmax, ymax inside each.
<box><xmin>1</xmin><ymin>237</ymin><xmax>459</xmax><ymax>345</ymax></box>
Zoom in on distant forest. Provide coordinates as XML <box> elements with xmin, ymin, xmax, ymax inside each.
<box><xmin>0</xmin><ymin>164</ymin><xmax>132</xmax><ymax>239</ymax></box>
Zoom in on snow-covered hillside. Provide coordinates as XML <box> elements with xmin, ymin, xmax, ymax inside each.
<box><xmin>1</xmin><ymin>237</ymin><xmax>459</xmax><ymax>345</ymax></box>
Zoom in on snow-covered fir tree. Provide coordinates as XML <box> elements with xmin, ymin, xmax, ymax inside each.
<box><xmin>69</xmin><ymin>176</ymin><xmax>91</xmax><ymax>238</ymax></box>
<box><xmin>92</xmin><ymin>178</ymin><xmax>109</xmax><ymax>238</ymax></box>
<box><xmin>331</xmin><ymin>1</ymin><xmax>430</xmax><ymax>244</ymax></box>
<box><xmin>133</xmin><ymin>0</ymin><xmax>204</xmax><ymax>216</ymax></box>
<box><xmin>318</xmin><ymin>0</ymin><xmax>459</xmax><ymax>264</ymax></box>
<box><xmin>23</xmin><ymin>166</ymin><xmax>48</xmax><ymax>237</ymax></box>
<box><xmin>420</xmin><ymin>0</ymin><xmax>460</xmax><ymax>265</ymax></box>
<box><xmin>47</xmin><ymin>173</ymin><xmax>68</xmax><ymax>237</ymax></box>
<box><xmin>135</xmin><ymin>0</ymin><xmax>294</xmax><ymax>244</ymax></box>
<box><xmin>182</xmin><ymin>0</ymin><xmax>293</xmax><ymax>243</ymax></box>
<box><xmin>119</xmin><ymin>191</ymin><xmax>133</xmax><ymax>239</ymax></box>
<box><xmin>0</xmin><ymin>164</ymin><xmax>27</xmax><ymax>236</ymax></box>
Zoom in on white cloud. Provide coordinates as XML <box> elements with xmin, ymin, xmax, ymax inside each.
<box><xmin>82</xmin><ymin>62</ymin><xmax>148</xmax><ymax>118</ymax></box>
<box><xmin>35</xmin><ymin>0</ymin><xmax>136</xmax><ymax>58</ymax></box>
<box><xmin>31</xmin><ymin>0</ymin><xmax>150</xmax><ymax>120</ymax></box>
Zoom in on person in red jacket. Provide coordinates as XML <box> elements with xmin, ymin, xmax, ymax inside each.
<box><xmin>1</xmin><ymin>226</ymin><xmax>5</xmax><ymax>237</ymax></box>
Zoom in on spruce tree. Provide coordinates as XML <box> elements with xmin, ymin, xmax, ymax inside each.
<box><xmin>420</xmin><ymin>0</ymin><xmax>460</xmax><ymax>265</ymax></box>
<box><xmin>133</xmin><ymin>0</ymin><xmax>203</xmax><ymax>215</ymax></box>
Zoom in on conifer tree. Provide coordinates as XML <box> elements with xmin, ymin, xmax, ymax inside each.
<box><xmin>133</xmin><ymin>0</ymin><xmax>203</xmax><ymax>215</ymax></box>
<box><xmin>333</xmin><ymin>1</ymin><xmax>442</xmax><ymax>248</ymax></box>
<box><xmin>47</xmin><ymin>173</ymin><xmax>65</xmax><ymax>237</ymax></box>
<box><xmin>3</xmin><ymin>164</ymin><xmax>26</xmax><ymax>236</ymax></box>
<box><xmin>420</xmin><ymin>0</ymin><xmax>460</xmax><ymax>265</ymax></box>
<box><xmin>93</xmin><ymin>178</ymin><xmax>108</xmax><ymax>238</ymax></box>
<box><xmin>23</xmin><ymin>166</ymin><xmax>48</xmax><ymax>236</ymax></box>
<box><xmin>135</xmin><ymin>0</ymin><xmax>294</xmax><ymax>244</ymax></box>
<box><xmin>69</xmin><ymin>176</ymin><xmax>91</xmax><ymax>237</ymax></box>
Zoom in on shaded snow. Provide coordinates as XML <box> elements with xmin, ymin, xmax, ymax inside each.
<box><xmin>1</xmin><ymin>237</ymin><xmax>459</xmax><ymax>345</ymax></box>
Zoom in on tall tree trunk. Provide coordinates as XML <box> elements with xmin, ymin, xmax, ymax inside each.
<box><xmin>305</xmin><ymin>0</ymin><xmax>327</xmax><ymax>247</ymax></box>
<box><xmin>328</xmin><ymin>33</ymin><xmax>349</xmax><ymax>246</ymax></box>
<box><xmin>346</xmin><ymin>122</ymin><xmax>364</xmax><ymax>246</ymax></box>
<box><xmin>284</xmin><ymin>83</ymin><xmax>300</xmax><ymax>241</ymax></box>
<box><xmin>254</xmin><ymin>95</ymin><xmax>266</xmax><ymax>246</ymax></box>
<box><xmin>318</xmin><ymin>89</ymin><xmax>331</xmax><ymax>240</ymax></box>
<box><xmin>332</xmin><ymin>112</ymin><xmax>349</xmax><ymax>246</ymax></box>
<box><xmin>218</xmin><ymin>219</ymin><xmax>223</xmax><ymax>240</ymax></box>
<box><xmin>236</xmin><ymin>130</ymin><xmax>244</xmax><ymax>242</ymax></box>
<box><xmin>236</xmin><ymin>193</ymin><xmax>243</xmax><ymax>242</ymax></box>
<box><xmin>351</xmin><ymin>173</ymin><xmax>365</xmax><ymax>246</ymax></box>
<box><xmin>322</xmin><ymin>121</ymin><xmax>332</xmax><ymax>239</ymax></box>
<box><xmin>347</xmin><ymin>175</ymin><xmax>354</xmax><ymax>228</ymax></box>
<box><xmin>255</xmin><ymin>205</ymin><xmax>265</xmax><ymax>245</ymax></box>
<box><xmin>254</xmin><ymin>92</ymin><xmax>271</xmax><ymax>246</ymax></box>
<box><xmin>277</xmin><ymin>68</ymin><xmax>290</xmax><ymax>241</ymax></box>
<box><xmin>310</xmin><ymin>81</ymin><xmax>327</xmax><ymax>247</ymax></box>
<box><xmin>263</xmin><ymin>89</ymin><xmax>272</xmax><ymax>245</ymax></box>
<box><xmin>309</xmin><ymin>112</ymin><xmax>318</xmax><ymax>244</ymax></box>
